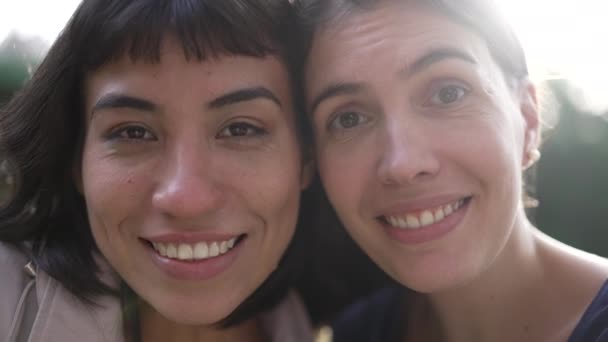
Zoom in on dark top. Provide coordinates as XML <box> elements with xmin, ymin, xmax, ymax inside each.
<box><xmin>569</xmin><ymin>280</ymin><xmax>608</xmax><ymax>342</ymax></box>
<box><xmin>332</xmin><ymin>281</ymin><xmax>608</xmax><ymax>342</ymax></box>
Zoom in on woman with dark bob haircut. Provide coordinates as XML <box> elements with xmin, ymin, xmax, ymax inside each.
<box><xmin>295</xmin><ymin>0</ymin><xmax>608</xmax><ymax>341</ymax></box>
<box><xmin>0</xmin><ymin>0</ymin><xmax>316</xmax><ymax>341</ymax></box>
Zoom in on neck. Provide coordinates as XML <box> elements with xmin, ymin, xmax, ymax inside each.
<box><xmin>406</xmin><ymin>214</ymin><xmax>548</xmax><ymax>342</ymax></box>
<box><xmin>138</xmin><ymin>301</ymin><xmax>266</xmax><ymax>342</ymax></box>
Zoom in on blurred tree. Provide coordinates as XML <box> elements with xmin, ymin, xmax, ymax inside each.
<box><xmin>0</xmin><ymin>33</ymin><xmax>46</xmax><ymax>202</ymax></box>
<box><xmin>536</xmin><ymin>79</ymin><xmax>608</xmax><ymax>257</ymax></box>
<box><xmin>0</xmin><ymin>32</ymin><xmax>47</xmax><ymax>104</ymax></box>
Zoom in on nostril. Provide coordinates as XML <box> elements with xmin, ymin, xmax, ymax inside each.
<box><xmin>152</xmin><ymin>178</ymin><xmax>224</xmax><ymax>218</ymax></box>
<box><xmin>377</xmin><ymin>154</ymin><xmax>440</xmax><ymax>186</ymax></box>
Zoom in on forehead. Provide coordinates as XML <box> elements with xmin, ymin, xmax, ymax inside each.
<box><xmin>306</xmin><ymin>1</ymin><xmax>495</xmax><ymax>88</ymax></box>
<box><xmin>85</xmin><ymin>37</ymin><xmax>288</xmax><ymax>104</ymax></box>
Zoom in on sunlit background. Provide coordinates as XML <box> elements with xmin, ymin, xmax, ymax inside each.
<box><xmin>0</xmin><ymin>0</ymin><xmax>607</xmax><ymax>260</ymax></box>
<box><xmin>497</xmin><ymin>0</ymin><xmax>608</xmax><ymax>115</ymax></box>
<box><xmin>1</xmin><ymin>0</ymin><xmax>607</xmax><ymax>114</ymax></box>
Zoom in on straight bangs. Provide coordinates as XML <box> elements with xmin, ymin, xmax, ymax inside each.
<box><xmin>68</xmin><ymin>0</ymin><xmax>292</xmax><ymax>71</ymax></box>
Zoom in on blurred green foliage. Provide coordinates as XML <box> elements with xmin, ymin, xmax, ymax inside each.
<box><xmin>0</xmin><ymin>34</ymin><xmax>44</xmax><ymax>202</ymax></box>
<box><xmin>0</xmin><ymin>33</ymin><xmax>44</xmax><ymax>104</ymax></box>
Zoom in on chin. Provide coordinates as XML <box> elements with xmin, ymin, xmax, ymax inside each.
<box><xmin>156</xmin><ymin>304</ymin><xmax>234</xmax><ymax>326</ymax></box>
<box><xmin>143</xmin><ymin>292</ymin><xmax>243</xmax><ymax>327</ymax></box>
<box><xmin>391</xmin><ymin>259</ymin><xmax>481</xmax><ymax>294</ymax></box>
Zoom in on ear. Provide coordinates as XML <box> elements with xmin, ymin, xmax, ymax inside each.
<box><xmin>518</xmin><ymin>79</ymin><xmax>540</xmax><ymax>166</ymax></box>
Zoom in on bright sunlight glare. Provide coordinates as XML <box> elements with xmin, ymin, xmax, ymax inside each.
<box><xmin>498</xmin><ymin>0</ymin><xmax>608</xmax><ymax>113</ymax></box>
<box><xmin>0</xmin><ymin>0</ymin><xmax>81</xmax><ymax>45</ymax></box>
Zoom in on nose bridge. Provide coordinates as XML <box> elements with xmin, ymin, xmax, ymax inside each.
<box><xmin>377</xmin><ymin>113</ymin><xmax>439</xmax><ymax>185</ymax></box>
<box><xmin>153</xmin><ymin>137</ymin><xmax>222</xmax><ymax>217</ymax></box>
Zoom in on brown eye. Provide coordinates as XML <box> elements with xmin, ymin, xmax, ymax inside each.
<box><xmin>217</xmin><ymin>122</ymin><xmax>266</xmax><ymax>138</ymax></box>
<box><xmin>109</xmin><ymin>125</ymin><xmax>156</xmax><ymax>141</ymax></box>
<box><xmin>123</xmin><ymin>127</ymin><xmax>148</xmax><ymax>139</ymax></box>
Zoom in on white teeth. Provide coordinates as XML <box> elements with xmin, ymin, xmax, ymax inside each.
<box><xmin>434</xmin><ymin>208</ymin><xmax>445</xmax><ymax>221</ymax></box>
<box><xmin>406</xmin><ymin>215</ymin><xmax>420</xmax><ymax>228</ymax></box>
<box><xmin>387</xmin><ymin>216</ymin><xmax>397</xmax><ymax>227</ymax></box>
<box><xmin>166</xmin><ymin>244</ymin><xmax>177</xmax><ymax>258</ymax></box>
<box><xmin>444</xmin><ymin>203</ymin><xmax>453</xmax><ymax>215</ymax></box>
<box><xmin>209</xmin><ymin>242</ymin><xmax>220</xmax><ymax>257</ymax></box>
<box><xmin>384</xmin><ymin>198</ymin><xmax>467</xmax><ymax>230</ymax></box>
<box><xmin>152</xmin><ymin>237</ymin><xmax>239</xmax><ymax>261</ymax></box>
<box><xmin>193</xmin><ymin>242</ymin><xmax>209</xmax><ymax>259</ymax></box>
<box><xmin>178</xmin><ymin>244</ymin><xmax>193</xmax><ymax>260</ymax></box>
<box><xmin>420</xmin><ymin>210</ymin><xmax>434</xmax><ymax>226</ymax></box>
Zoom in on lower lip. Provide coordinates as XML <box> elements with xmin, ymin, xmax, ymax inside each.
<box><xmin>384</xmin><ymin>199</ymin><xmax>470</xmax><ymax>245</ymax></box>
<box><xmin>146</xmin><ymin>239</ymin><xmax>243</xmax><ymax>281</ymax></box>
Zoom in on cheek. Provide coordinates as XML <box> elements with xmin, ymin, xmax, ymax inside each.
<box><xmin>450</xmin><ymin>118</ymin><xmax>523</xmax><ymax>211</ymax></box>
<box><xmin>81</xmin><ymin>149</ymin><xmax>148</xmax><ymax>244</ymax></box>
<box><xmin>228</xmin><ymin>147</ymin><xmax>303</xmax><ymax>234</ymax></box>
<box><xmin>317</xmin><ymin>142</ymin><xmax>371</xmax><ymax>217</ymax></box>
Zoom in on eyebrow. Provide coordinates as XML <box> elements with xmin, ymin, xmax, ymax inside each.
<box><xmin>308</xmin><ymin>48</ymin><xmax>477</xmax><ymax>115</ymax></box>
<box><xmin>91</xmin><ymin>93</ymin><xmax>157</xmax><ymax>116</ymax></box>
<box><xmin>208</xmin><ymin>86</ymin><xmax>282</xmax><ymax>109</ymax></box>
<box><xmin>90</xmin><ymin>86</ymin><xmax>282</xmax><ymax>118</ymax></box>
<box><xmin>309</xmin><ymin>83</ymin><xmax>363</xmax><ymax>115</ymax></box>
<box><xmin>402</xmin><ymin>47</ymin><xmax>478</xmax><ymax>78</ymax></box>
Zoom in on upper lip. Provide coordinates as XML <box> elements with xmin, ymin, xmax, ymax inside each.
<box><xmin>378</xmin><ymin>194</ymin><xmax>472</xmax><ymax>217</ymax></box>
<box><xmin>142</xmin><ymin>232</ymin><xmax>245</xmax><ymax>244</ymax></box>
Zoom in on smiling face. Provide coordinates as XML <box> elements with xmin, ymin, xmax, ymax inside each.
<box><xmin>306</xmin><ymin>1</ymin><xmax>539</xmax><ymax>292</ymax></box>
<box><xmin>80</xmin><ymin>37</ymin><xmax>309</xmax><ymax>324</ymax></box>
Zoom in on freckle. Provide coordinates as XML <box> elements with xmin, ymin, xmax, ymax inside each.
<box><xmin>127</xmin><ymin>179</ymin><xmax>133</xmax><ymax>184</ymax></box>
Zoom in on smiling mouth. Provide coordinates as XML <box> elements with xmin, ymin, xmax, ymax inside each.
<box><xmin>144</xmin><ymin>234</ymin><xmax>247</xmax><ymax>261</ymax></box>
<box><xmin>379</xmin><ymin>196</ymin><xmax>472</xmax><ymax>229</ymax></box>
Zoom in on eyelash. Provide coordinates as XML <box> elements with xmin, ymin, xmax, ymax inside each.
<box><xmin>106</xmin><ymin>124</ymin><xmax>157</xmax><ymax>142</ymax></box>
<box><xmin>327</xmin><ymin>110</ymin><xmax>371</xmax><ymax>132</ymax></box>
<box><xmin>216</xmin><ymin>121</ymin><xmax>268</xmax><ymax>139</ymax></box>
<box><xmin>424</xmin><ymin>80</ymin><xmax>471</xmax><ymax>108</ymax></box>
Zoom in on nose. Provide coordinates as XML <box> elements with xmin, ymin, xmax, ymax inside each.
<box><xmin>152</xmin><ymin>143</ymin><xmax>223</xmax><ymax>219</ymax></box>
<box><xmin>376</xmin><ymin>120</ymin><xmax>440</xmax><ymax>186</ymax></box>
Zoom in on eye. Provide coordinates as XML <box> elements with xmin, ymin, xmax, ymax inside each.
<box><xmin>329</xmin><ymin>111</ymin><xmax>369</xmax><ymax>131</ymax></box>
<box><xmin>429</xmin><ymin>84</ymin><xmax>468</xmax><ymax>106</ymax></box>
<box><xmin>217</xmin><ymin>122</ymin><xmax>267</xmax><ymax>138</ymax></box>
<box><xmin>109</xmin><ymin>125</ymin><xmax>156</xmax><ymax>141</ymax></box>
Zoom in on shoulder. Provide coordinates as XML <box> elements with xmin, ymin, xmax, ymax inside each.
<box><xmin>0</xmin><ymin>241</ymin><xmax>29</xmax><ymax>272</ymax></box>
<box><xmin>538</xmin><ymin>234</ymin><xmax>608</xmax><ymax>341</ymax></box>
<box><xmin>262</xmin><ymin>290</ymin><xmax>315</xmax><ymax>342</ymax></box>
<box><xmin>0</xmin><ymin>241</ymin><xmax>33</xmax><ymax>336</ymax></box>
<box><xmin>569</xmin><ymin>280</ymin><xmax>608</xmax><ymax>342</ymax></box>
<box><xmin>330</xmin><ymin>287</ymin><xmax>403</xmax><ymax>342</ymax></box>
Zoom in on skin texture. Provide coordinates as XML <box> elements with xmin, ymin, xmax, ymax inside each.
<box><xmin>79</xmin><ymin>37</ymin><xmax>311</xmax><ymax>340</ymax></box>
<box><xmin>306</xmin><ymin>1</ymin><xmax>608</xmax><ymax>341</ymax></box>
